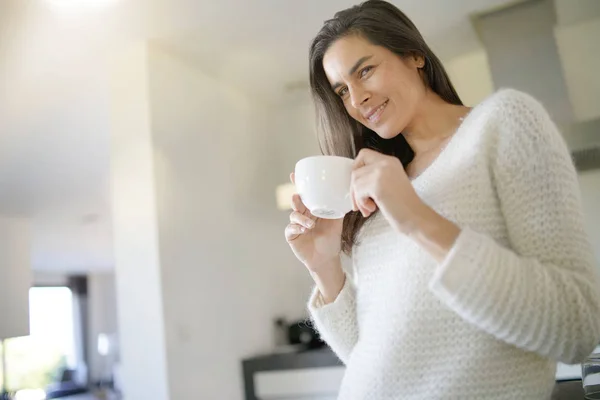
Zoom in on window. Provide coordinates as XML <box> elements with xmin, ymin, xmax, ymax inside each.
<box><xmin>1</xmin><ymin>287</ymin><xmax>77</xmax><ymax>392</ymax></box>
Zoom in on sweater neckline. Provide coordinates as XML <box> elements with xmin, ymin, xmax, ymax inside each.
<box><xmin>410</xmin><ymin>97</ymin><xmax>485</xmax><ymax>189</ymax></box>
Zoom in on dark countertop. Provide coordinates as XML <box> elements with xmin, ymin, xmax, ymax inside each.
<box><xmin>552</xmin><ymin>380</ymin><xmax>584</xmax><ymax>399</ymax></box>
<box><xmin>242</xmin><ymin>348</ymin><xmax>586</xmax><ymax>400</ymax></box>
<box><xmin>242</xmin><ymin>347</ymin><xmax>342</xmax><ymax>371</ymax></box>
<box><xmin>242</xmin><ymin>347</ymin><xmax>341</xmax><ymax>400</ymax></box>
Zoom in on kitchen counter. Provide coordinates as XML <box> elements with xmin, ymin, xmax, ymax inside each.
<box><xmin>551</xmin><ymin>380</ymin><xmax>584</xmax><ymax>399</ymax></box>
<box><xmin>242</xmin><ymin>348</ymin><xmax>586</xmax><ymax>399</ymax></box>
<box><xmin>242</xmin><ymin>347</ymin><xmax>342</xmax><ymax>400</ymax></box>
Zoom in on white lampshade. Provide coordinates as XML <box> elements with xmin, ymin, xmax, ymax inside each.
<box><xmin>276</xmin><ymin>183</ymin><xmax>296</xmax><ymax>211</ymax></box>
<box><xmin>97</xmin><ymin>332</ymin><xmax>118</xmax><ymax>357</ymax></box>
<box><xmin>98</xmin><ymin>333</ymin><xmax>110</xmax><ymax>356</ymax></box>
<box><xmin>0</xmin><ymin>217</ymin><xmax>32</xmax><ymax>339</ymax></box>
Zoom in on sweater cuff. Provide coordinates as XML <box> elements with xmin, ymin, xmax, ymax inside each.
<box><xmin>308</xmin><ymin>274</ymin><xmax>356</xmax><ymax>326</ymax></box>
<box><xmin>428</xmin><ymin>227</ymin><xmax>490</xmax><ymax>307</ymax></box>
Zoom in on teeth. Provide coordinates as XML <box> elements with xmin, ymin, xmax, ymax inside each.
<box><xmin>369</xmin><ymin>101</ymin><xmax>387</xmax><ymax>121</ymax></box>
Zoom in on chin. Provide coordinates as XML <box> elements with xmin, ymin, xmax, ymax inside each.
<box><xmin>372</xmin><ymin>125</ymin><xmax>403</xmax><ymax>140</ymax></box>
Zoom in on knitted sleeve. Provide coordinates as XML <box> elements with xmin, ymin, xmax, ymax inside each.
<box><xmin>307</xmin><ymin>254</ymin><xmax>359</xmax><ymax>364</ymax></box>
<box><xmin>429</xmin><ymin>89</ymin><xmax>600</xmax><ymax>364</ymax></box>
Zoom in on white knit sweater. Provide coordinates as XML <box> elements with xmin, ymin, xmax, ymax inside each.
<box><xmin>308</xmin><ymin>89</ymin><xmax>600</xmax><ymax>400</ymax></box>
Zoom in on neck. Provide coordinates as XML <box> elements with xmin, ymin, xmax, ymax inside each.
<box><xmin>403</xmin><ymin>90</ymin><xmax>470</xmax><ymax>154</ymax></box>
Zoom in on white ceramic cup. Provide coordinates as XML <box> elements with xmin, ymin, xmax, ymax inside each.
<box><xmin>294</xmin><ymin>155</ymin><xmax>354</xmax><ymax>219</ymax></box>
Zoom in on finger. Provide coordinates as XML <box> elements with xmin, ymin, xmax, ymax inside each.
<box><xmin>353</xmin><ymin>148</ymin><xmax>380</xmax><ymax>170</ymax></box>
<box><xmin>290</xmin><ymin>172</ymin><xmax>295</xmax><ymax>184</ymax></box>
<box><xmin>358</xmin><ymin>196</ymin><xmax>374</xmax><ymax>217</ymax></box>
<box><xmin>352</xmin><ymin>174</ymin><xmax>378</xmax><ymax>217</ymax></box>
<box><xmin>352</xmin><ymin>184</ymin><xmax>370</xmax><ymax>217</ymax></box>
<box><xmin>290</xmin><ymin>211</ymin><xmax>315</xmax><ymax>229</ymax></box>
<box><xmin>362</xmin><ymin>199</ymin><xmax>377</xmax><ymax>218</ymax></box>
<box><xmin>350</xmin><ymin>170</ymin><xmax>361</xmax><ymax>213</ymax></box>
<box><xmin>365</xmin><ymin>198</ymin><xmax>377</xmax><ymax>212</ymax></box>
<box><xmin>285</xmin><ymin>223</ymin><xmax>305</xmax><ymax>242</ymax></box>
<box><xmin>359</xmin><ymin>199</ymin><xmax>372</xmax><ymax>217</ymax></box>
<box><xmin>356</xmin><ymin>169</ymin><xmax>378</xmax><ymax>212</ymax></box>
<box><xmin>355</xmin><ymin>183</ymin><xmax>377</xmax><ymax>213</ymax></box>
<box><xmin>353</xmin><ymin>175</ymin><xmax>377</xmax><ymax>211</ymax></box>
<box><xmin>351</xmin><ymin>163</ymin><xmax>372</xmax><ymax>180</ymax></box>
<box><xmin>350</xmin><ymin>186</ymin><xmax>358</xmax><ymax>212</ymax></box>
<box><xmin>359</xmin><ymin>193</ymin><xmax>377</xmax><ymax>214</ymax></box>
<box><xmin>351</xmin><ymin>167</ymin><xmax>373</xmax><ymax>214</ymax></box>
<box><xmin>291</xmin><ymin>193</ymin><xmax>309</xmax><ymax>215</ymax></box>
<box><xmin>353</xmin><ymin>153</ymin><xmax>366</xmax><ymax>171</ymax></box>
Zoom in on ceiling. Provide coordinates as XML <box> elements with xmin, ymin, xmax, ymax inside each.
<box><xmin>0</xmin><ymin>0</ymin><xmax>514</xmax><ymax>273</ymax></box>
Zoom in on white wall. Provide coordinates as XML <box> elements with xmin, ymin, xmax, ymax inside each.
<box><xmin>32</xmin><ymin>272</ymin><xmax>68</xmax><ymax>287</ymax></box>
<box><xmin>554</xmin><ymin>17</ymin><xmax>600</xmax><ymax>122</ymax></box>
<box><xmin>87</xmin><ymin>272</ymin><xmax>119</xmax><ymax>383</ymax></box>
<box><xmin>110</xmin><ymin>42</ymin><xmax>170</xmax><ymax>400</ymax></box>
<box><xmin>110</xmin><ymin>42</ymin><xmax>315</xmax><ymax>400</ymax></box>
<box><xmin>0</xmin><ymin>217</ymin><xmax>32</xmax><ymax>339</ymax></box>
<box><xmin>269</xmin><ymin>92</ymin><xmax>320</xmax><ymax>317</ymax></box>
<box><xmin>271</xmin><ymin>90</ymin><xmax>321</xmax><ymax>201</ymax></box>
<box><xmin>0</xmin><ymin>0</ymin><xmax>114</xmax><ymax>273</ymax></box>
<box><xmin>148</xmin><ymin>44</ymin><xmax>315</xmax><ymax>399</ymax></box>
<box><xmin>579</xmin><ymin>170</ymin><xmax>600</xmax><ymax>268</ymax></box>
<box><xmin>443</xmin><ymin>49</ymin><xmax>495</xmax><ymax>106</ymax></box>
<box><xmin>554</xmin><ymin>0</ymin><xmax>600</xmax><ymax>26</ymax></box>
<box><xmin>149</xmin><ymin>44</ymin><xmax>269</xmax><ymax>400</ymax></box>
<box><xmin>475</xmin><ymin>0</ymin><xmax>574</xmax><ymax>126</ymax></box>
<box><xmin>422</xmin><ymin>0</ymin><xmax>600</xmax><ymax>117</ymax></box>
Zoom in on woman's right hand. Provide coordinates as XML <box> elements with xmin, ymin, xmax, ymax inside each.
<box><xmin>285</xmin><ymin>173</ymin><xmax>344</xmax><ymax>273</ymax></box>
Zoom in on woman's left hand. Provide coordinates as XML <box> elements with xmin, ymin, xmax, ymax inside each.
<box><xmin>351</xmin><ymin>148</ymin><xmax>428</xmax><ymax>235</ymax></box>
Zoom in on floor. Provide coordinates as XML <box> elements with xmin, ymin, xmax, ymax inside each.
<box><xmin>60</xmin><ymin>392</ymin><xmax>120</xmax><ymax>400</ymax></box>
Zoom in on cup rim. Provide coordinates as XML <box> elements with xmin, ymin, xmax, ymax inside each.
<box><xmin>295</xmin><ymin>155</ymin><xmax>354</xmax><ymax>169</ymax></box>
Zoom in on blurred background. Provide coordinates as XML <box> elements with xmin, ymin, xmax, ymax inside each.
<box><xmin>0</xmin><ymin>0</ymin><xmax>598</xmax><ymax>399</ymax></box>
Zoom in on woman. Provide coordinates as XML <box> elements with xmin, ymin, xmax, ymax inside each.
<box><xmin>284</xmin><ymin>0</ymin><xmax>600</xmax><ymax>399</ymax></box>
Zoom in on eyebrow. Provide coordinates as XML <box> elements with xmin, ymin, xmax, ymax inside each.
<box><xmin>331</xmin><ymin>55</ymin><xmax>373</xmax><ymax>91</ymax></box>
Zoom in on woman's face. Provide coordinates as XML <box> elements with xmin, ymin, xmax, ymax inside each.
<box><xmin>323</xmin><ymin>35</ymin><xmax>426</xmax><ymax>139</ymax></box>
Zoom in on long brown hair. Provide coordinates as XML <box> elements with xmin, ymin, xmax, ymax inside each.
<box><xmin>309</xmin><ymin>0</ymin><xmax>463</xmax><ymax>254</ymax></box>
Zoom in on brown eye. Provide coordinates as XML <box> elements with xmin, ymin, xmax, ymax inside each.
<box><xmin>338</xmin><ymin>87</ymin><xmax>349</xmax><ymax>97</ymax></box>
<box><xmin>360</xmin><ymin>66</ymin><xmax>373</xmax><ymax>78</ymax></box>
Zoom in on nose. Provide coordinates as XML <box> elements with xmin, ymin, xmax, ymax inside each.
<box><xmin>349</xmin><ymin>85</ymin><xmax>370</xmax><ymax>109</ymax></box>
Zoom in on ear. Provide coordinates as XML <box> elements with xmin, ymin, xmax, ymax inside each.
<box><xmin>401</xmin><ymin>54</ymin><xmax>424</xmax><ymax>70</ymax></box>
<box><xmin>413</xmin><ymin>54</ymin><xmax>425</xmax><ymax>69</ymax></box>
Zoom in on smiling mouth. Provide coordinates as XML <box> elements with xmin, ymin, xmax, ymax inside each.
<box><xmin>367</xmin><ymin>100</ymin><xmax>388</xmax><ymax>123</ymax></box>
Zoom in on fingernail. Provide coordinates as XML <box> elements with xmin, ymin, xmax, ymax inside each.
<box><xmin>307</xmin><ymin>220</ymin><xmax>315</xmax><ymax>228</ymax></box>
<box><xmin>300</xmin><ymin>227</ymin><xmax>306</xmax><ymax>233</ymax></box>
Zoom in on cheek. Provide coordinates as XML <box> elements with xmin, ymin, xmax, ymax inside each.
<box><xmin>390</xmin><ymin>74</ymin><xmax>425</xmax><ymax>115</ymax></box>
<box><xmin>344</xmin><ymin>101</ymin><xmax>362</xmax><ymax>122</ymax></box>
<box><xmin>390</xmin><ymin>71</ymin><xmax>421</xmax><ymax>100</ymax></box>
